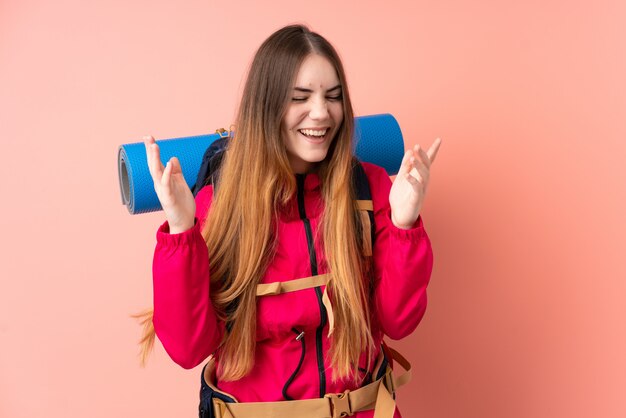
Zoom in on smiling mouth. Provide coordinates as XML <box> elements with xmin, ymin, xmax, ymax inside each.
<box><xmin>298</xmin><ymin>128</ymin><xmax>329</xmax><ymax>142</ymax></box>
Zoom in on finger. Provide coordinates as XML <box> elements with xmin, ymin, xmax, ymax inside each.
<box><xmin>144</xmin><ymin>135</ymin><xmax>164</xmax><ymax>180</ymax></box>
<box><xmin>408</xmin><ymin>156</ymin><xmax>424</xmax><ymax>183</ymax></box>
<box><xmin>409</xmin><ymin>144</ymin><xmax>431</xmax><ymax>168</ymax></box>
<box><xmin>414</xmin><ymin>144</ymin><xmax>431</xmax><ymax>169</ymax></box>
<box><xmin>427</xmin><ymin>138</ymin><xmax>442</xmax><ymax>164</ymax></box>
<box><xmin>404</xmin><ymin>171</ymin><xmax>422</xmax><ymax>191</ymax></box>
<box><xmin>151</xmin><ymin>142</ymin><xmax>165</xmax><ymax>179</ymax></box>
<box><xmin>143</xmin><ymin>135</ymin><xmax>155</xmax><ymax>176</ymax></box>
<box><xmin>410</xmin><ymin>155</ymin><xmax>429</xmax><ymax>184</ymax></box>
<box><xmin>397</xmin><ymin>149</ymin><xmax>414</xmax><ymax>177</ymax></box>
<box><xmin>408</xmin><ymin>149</ymin><xmax>428</xmax><ymax>176</ymax></box>
<box><xmin>161</xmin><ymin>158</ymin><xmax>173</xmax><ymax>189</ymax></box>
<box><xmin>170</xmin><ymin>156</ymin><xmax>183</xmax><ymax>175</ymax></box>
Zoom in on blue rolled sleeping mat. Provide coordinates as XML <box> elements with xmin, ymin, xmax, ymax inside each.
<box><xmin>118</xmin><ymin>113</ymin><xmax>405</xmax><ymax>214</ymax></box>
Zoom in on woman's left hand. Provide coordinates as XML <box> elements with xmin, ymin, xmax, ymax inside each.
<box><xmin>389</xmin><ymin>138</ymin><xmax>442</xmax><ymax>229</ymax></box>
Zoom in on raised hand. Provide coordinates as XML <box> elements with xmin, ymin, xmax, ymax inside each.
<box><xmin>389</xmin><ymin>138</ymin><xmax>442</xmax><ymax>229</ymax></box>
<box><xmin>143</xmin><ymin>135</ymin><xmax>196</xmax><ymax>234</ymax></box>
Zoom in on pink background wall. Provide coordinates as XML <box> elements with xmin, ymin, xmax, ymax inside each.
<box><xmin>1</xmin><ymin>0</ymin><xmax>625</xmax><ymax>417</ymax></box>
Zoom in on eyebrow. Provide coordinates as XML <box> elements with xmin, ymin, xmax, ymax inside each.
<box><xmin>293</xmin><ymin>84</ymin><xmax>342</xmax><ymax>93</ymax></box>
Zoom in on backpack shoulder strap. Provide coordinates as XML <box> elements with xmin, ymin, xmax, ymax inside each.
<box><xmin>352</xmin><ymin>161</ymin><xmax>376</xmax><ymax>256</ymax></box>
<box><xmin>192</xmin><ymin>136</ymin><xmax>229</xmax><ymax>197</ymax></box>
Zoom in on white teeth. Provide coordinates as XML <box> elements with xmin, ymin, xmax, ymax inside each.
<box><xmin>299</xmin><ymin>129</ymin><xmax>327</xmax><ymax>137</ymax></box>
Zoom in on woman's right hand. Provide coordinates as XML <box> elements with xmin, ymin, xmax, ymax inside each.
<box><xmin>144</xmin><ymin>135</ymin><xmax>196</xmax><ymax>234</ymax></box>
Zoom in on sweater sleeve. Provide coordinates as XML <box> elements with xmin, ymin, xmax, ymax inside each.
<box><xmin>152</xmin><ymin>185</ymin><xmax>225</xmax><ymax>369</ymax></box>
<box><xmin>362</xmin><ymin>163</ymin><xmax>434</xmax><ymax>340</ymax></box>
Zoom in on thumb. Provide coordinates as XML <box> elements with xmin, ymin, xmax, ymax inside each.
<box><xmin>169</xmin><ymin>156</ymin><xmax>182</xmax><ymax>173</ymax></box>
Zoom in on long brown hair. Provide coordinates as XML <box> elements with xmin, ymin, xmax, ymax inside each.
<box><xmin>139</xmin><ymin>24</ymin><xmax>374</xmax><ymax>383</ymax></box>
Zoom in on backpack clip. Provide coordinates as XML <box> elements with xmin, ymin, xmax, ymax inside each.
<box><xmin>215</xmin><ymin>128</ymin><xmax>229</xmax><ymax>138</ymax></box>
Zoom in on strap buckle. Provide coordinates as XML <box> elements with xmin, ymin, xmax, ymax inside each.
<box><xmin>325</xmin><ymin>390</ymin><xmax>353</xmax><ymax>417</ymax></box>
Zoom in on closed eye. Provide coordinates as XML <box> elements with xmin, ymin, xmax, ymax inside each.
<box><xmin>291</xmin><ymin>95</ymin><xmax>342</xmax><ymax>102</ymax></box>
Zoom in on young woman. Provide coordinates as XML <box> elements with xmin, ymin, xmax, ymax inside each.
<box><xmin>141</xmin><ymin>24</ymin><xmax>441</xmax><ymax>418</ymax></box>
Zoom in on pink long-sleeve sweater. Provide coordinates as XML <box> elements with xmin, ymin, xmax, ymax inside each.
<box><xmin>152</xmin><ymin>162</ymin><xmax>433</xmax><ymax>417</ymax></box>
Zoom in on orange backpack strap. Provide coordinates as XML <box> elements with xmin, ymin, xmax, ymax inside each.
<box><xmin>256</xmin><ymin>273</ymin><xmax>336</xmax><ymax>337</ymax></box>
<box><xmin>205</xmin><ymin>346</ymin><xmax>413</xmax><ymax>418</ymax></box>
<box><xmin>255</xmin><ymin>273</ymin><xmax>330</xmax><ymax>296</ymax></box>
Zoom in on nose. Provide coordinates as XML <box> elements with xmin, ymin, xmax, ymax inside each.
<box><xmin>308</xmin><ymin>98</ymin><xmax>330</xmax><ymax>120</ymax></box>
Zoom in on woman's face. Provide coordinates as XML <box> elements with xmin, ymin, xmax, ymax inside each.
<box><xmin>281</xmin><ymin>54</ymin><xmax>344</xmax><ymax>174</ymax></box>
